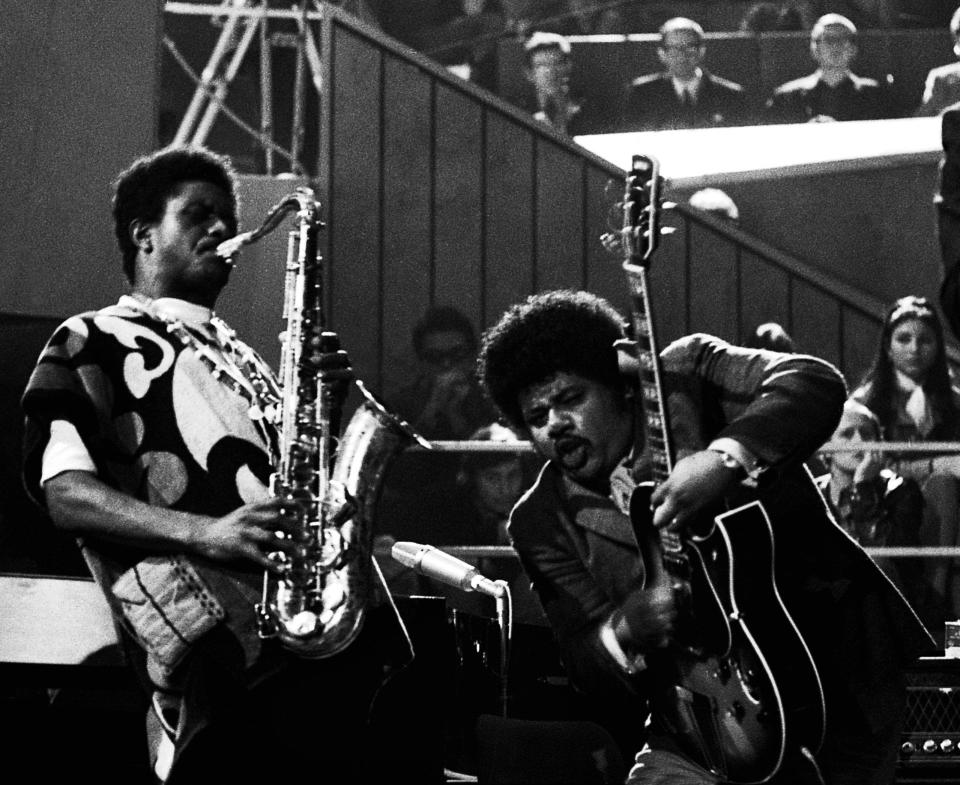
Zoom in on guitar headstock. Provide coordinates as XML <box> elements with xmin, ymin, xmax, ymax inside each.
<box><xmin>622</xmin><ymin>154</ymin><xmax>663</xmax><ymax>267</ymax></box>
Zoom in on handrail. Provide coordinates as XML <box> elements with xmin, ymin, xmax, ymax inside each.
<box><xmin>442</xmin><ymin>544</ymin><xmax>960</xmax><ymax>560</ymax></box>
<box><xmin>419</xmin><ymin>439</ymin><xmax>960</xmax><ymax>454</ymax></box>
<box><xmin>676</xmin><ymin>200</ymin><xmax>960</xmax><ymax>370</ymax></box>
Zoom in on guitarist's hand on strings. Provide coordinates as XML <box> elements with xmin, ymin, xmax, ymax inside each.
<box><xmin>650</xmin><ymin>449</ymin><xmax>742</xmax><ymax>531</ymax></box>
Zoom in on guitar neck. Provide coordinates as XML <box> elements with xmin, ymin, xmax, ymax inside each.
<box><xmin>625</xmin><ymin>262</ymin><xmax>673</xmax><ymax>484</ymax></box>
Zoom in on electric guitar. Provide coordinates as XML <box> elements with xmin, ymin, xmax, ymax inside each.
<box><xmin>618</xmin><ymin>155</ymin><xmax>826</xmax><ymax>783</ymax></box>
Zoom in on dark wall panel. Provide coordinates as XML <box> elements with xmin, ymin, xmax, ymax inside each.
<box><xmin>725</xmin><ymin>162</ymin><xmax>941</xmax><ymax>309</ymax></box>
<box><xmin>434</xmin><ymin>85</ymin><xmax>484</xmax><ymax>318</ymax></box>
<box><xmin>484</xmin><ymin>113</ymin><xmax>536</xmax><ymax>324</ymax></box>
<box><xmin>843</xmin><ymin>308</ymin><xmax>883</xmax><ymax>388</ymax></box>
<box><xmin>535</xmin><ymin>144</ymin><xmax>586</xmax><ymax>291</ymax></box>
<box><xmin>689</xmin><ymin>231</ymin><xmax>740</xmax><ymax>343</ymax></box>
<box><xmin>740</xmin><ymin>254</ymin><xmax>791</xmax><ymax>343</ymax></box>
<box><xmin>326</xmin><ymin>24</ymin><xmax>384</xmax><ymax>391</ymax></box>
<box><xmin>0</xmin><ymin>1</ymin><xmax>161</xmax><ymax>318</ymax></box>
<box><xmin>381</xmin><ymin>53</ymin><xmax>433</xmax><ymax>392</ymax></box>
<box><xmin>792</xmin><ymin>283</ymin><xmax>842</xmax><ymax>369</ymax></box>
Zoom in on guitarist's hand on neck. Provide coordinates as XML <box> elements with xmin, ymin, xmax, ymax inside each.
<box><xmin>649</xmin><ymin>449</ymin><xmax>743</xmax><ymax>531</ymax></box>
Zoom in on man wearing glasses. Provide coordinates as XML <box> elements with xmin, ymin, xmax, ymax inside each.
<box><xmin>620</xmin><ymin>17</ymin><xmax>749</xmax><ymax>132</ymax></box>
<box><xmin>764</xmin><ymin>13</ymin><xmax>895</xmax><ymax>123</ymax></box>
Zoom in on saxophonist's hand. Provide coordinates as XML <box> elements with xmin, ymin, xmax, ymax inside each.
<box><xmin>193</xmin><ymin>498</ymin><xmax>297</xmax><ymax>572</ymax></box>
<box><xmin>315</xmin><ymin>331</ymin><xmax>353</xmax><ymax>382</ymax></box>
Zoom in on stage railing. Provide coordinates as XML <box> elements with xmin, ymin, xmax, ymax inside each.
<box><xmin>417</xmin><ymin>438</ymin><xmax>960</xmax><ymax>561</ymax></box>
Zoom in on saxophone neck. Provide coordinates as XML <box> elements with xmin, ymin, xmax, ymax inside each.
<box><xmin>216</xmin><ymin>187</ymin><xmax>322</xmax><ymax>260</ymax></box>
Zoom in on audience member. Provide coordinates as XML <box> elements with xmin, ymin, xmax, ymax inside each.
<box><xmin>852</xmin><ymin>295</ymin><xmax>960</xmax><ymax>624</ymax></box>
<box><xmin>389</xmin><ymin>304</ymin><xmax>497</xmax><ymax>440</ymax></box>
<box><xmin>916</xmin><ymin>7</ymin><xmax>960</xmax><ymax>117</ymax></box>
<box><xmin>620</xmin><ymin>17</ymin><xmax>750</xmax><ymax>132</ymax></box>
<box><xmin>379</xmin><ymin>306</ymin><xmax>499</xmax><ymax>561</ymax></box>
<box><xmin>423</xmin><ymin>0</ymin><xmax>507</xmax><ymax>91</ymax></box>
<box><xmin>817</xmin><ymin>400</ymin><xmax>925</xmax><ymax>609</ymax></box>
<box><xmin>765</xmin><ymin>13</ymin><xmax>896</xmax><ymax>123</ymax></box>
<box><xmin>521</xmin><ymin>32</ymin><xmax>598</xmax><ymax>136</ymax></box>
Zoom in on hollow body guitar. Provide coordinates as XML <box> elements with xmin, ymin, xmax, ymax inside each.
<box><xmin>618</xmin><ymin>155</ymin><xmax>825</xmax><ymax>783</ymax></box>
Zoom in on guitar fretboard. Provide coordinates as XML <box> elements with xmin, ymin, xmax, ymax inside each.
<box><xmin>626</xmin><ymin>261</ymin><xmax>673</xmax><ymax>485</ymax></box>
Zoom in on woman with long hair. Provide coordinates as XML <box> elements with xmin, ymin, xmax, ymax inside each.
<box><xmin>852</xmin><ymin>295</ymin><xmax>960</xmax><ymax>624</ymax></box>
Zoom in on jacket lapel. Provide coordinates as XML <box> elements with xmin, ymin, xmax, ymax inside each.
<box><xmin>561</xmin><ymin>473</ymin><xmax>637</xmax><ymax>547</ymax></box>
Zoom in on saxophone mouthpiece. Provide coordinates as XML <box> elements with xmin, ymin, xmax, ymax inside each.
<box><xmin>215</xmin><ymin>231</ymin><xmax>254</xmax><ymax>263</ymax></box>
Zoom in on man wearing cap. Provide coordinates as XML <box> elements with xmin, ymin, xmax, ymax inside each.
<box><xmin>765</xmin><ymin>13</ymin><xmax>895</xmax><ymax>123</ymax></box>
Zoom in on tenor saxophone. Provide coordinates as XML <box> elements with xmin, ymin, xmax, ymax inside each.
<box><xmin>221</xmin><ymin>187</ymin><xmax>427</xmax><ymax>658</ymax></box>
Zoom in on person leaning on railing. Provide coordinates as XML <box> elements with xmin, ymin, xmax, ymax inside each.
<box><xmin>816</xmin><ymin>400</ymin><xmax>926</xmax><ymax>618</ymax></box>
<box><xmin>851</xmin><ymin>295</ymin><xmax>960</xmax><ymax>622</ymax></box>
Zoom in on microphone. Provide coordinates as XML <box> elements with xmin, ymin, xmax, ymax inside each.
<box><xmin>391</xmin><ymin>541</ymin><xmax>505</xmax><ymax>599</ymax></box>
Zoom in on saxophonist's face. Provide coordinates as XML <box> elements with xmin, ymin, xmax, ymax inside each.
<box><xmin>134</xmin><ymin>180</ymin><xmax>237</xmax><ymax>307</ymax></box>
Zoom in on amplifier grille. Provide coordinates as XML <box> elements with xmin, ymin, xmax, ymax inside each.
<box><xmin>898</xmin><ymin>657</ymin><xmax>960</xmax><ymax>780</ymax></box>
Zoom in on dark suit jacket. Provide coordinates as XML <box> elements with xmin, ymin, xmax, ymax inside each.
<box><xmin>764</xmin><ymin>71</ymin><xmax>895</xmax><ymax>124</ymax></box>
<box><xmin>509</xmin><ymin>333</ymin><xmax>934</xmax><ymax>760</ymax></box>
<box><xmin>620</xmin><ymin>71</ymin><xmax>749</xmax><ymax>132</ymax></box>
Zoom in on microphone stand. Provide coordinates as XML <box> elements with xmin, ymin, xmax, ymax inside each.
<box><xmin>494</xmin><ymin>580</ymin><xmax>511</xmax><ymax>717</ymax></box>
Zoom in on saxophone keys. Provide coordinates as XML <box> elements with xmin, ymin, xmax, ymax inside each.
<box><xmin>320</xmin><ymin>578</ymin><xmax>346</xmax><ymax>623</ymax></box>
<box><xmin>287</xmin><ymin>610</ymin><xmax>319</xmax><ymax>636</ymax></box>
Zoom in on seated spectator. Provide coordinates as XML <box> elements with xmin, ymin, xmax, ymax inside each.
<box><xmin>620</xmin><ymin>17</ymin><xmax>750</xmax><ymax>132</ymax></box>
<box><xmin>389</xmin><ymin>304</ymin><xmax>497</xmax><ymax>440</ymax></box>
<box><xmin>852</xmin><ymin>295</ymin><xmax>960</xmax><ymax>623</ymax></box>
<box><xmin>422</xmin><ymin>0</ymin><xmax>507</xmax><ymax>92</ymax></box>
<box><xmin>379</xmin><ymin>306</ymin><xmax>499</xmax><ymax>560</ymax></box>
<box><xmin>916</xmin><ymin>6</ymin><xmax>960</xmax><ymax>117</ymax></box>
<box><xmin>521</xmin><ymin>31</ymin><xmax>599</xmax><ymax>136</ymax></box>
<box><xmin>765</xmin><ymin>13</ymin><xmax>896</xmax><ymax>123</ymax></box>
<box><xmin>817</xmin><ymin>400</ymin><xmax>925</xmax><ymax>610</ymax></box>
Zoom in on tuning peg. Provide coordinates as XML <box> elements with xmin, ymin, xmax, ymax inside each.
<box><xmin>662</xmin><ymin>201</ymin><xmax>677</xmax><ymax>211</ymax></box>
<box><xmin>660</xmin><ymin>227</ymin><xmax>677</xmax><ymax>236</ymax></box>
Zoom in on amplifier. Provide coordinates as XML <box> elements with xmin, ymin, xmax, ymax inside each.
<box><xmin>897</xmin><ymin>656</ymin><xmax>960</xmax><ymax>783</ymax></box>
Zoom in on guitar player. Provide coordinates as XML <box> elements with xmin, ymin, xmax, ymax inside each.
<box><xmin>477</xmin><ymin>289</ymin><xmax>934</xmax><ymax>784</ymax></box>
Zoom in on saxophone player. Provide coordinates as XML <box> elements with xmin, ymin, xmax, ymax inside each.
<box><xmin>20</xmin><ymin>147</ymin><xmax>396</xmax><ymax>783</ymax></box>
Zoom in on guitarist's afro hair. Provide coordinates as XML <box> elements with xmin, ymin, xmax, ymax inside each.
<box><xmin>478</xmin><ymin>289</ymin><xmax>627</xmax><ymax>431</ymax></box>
